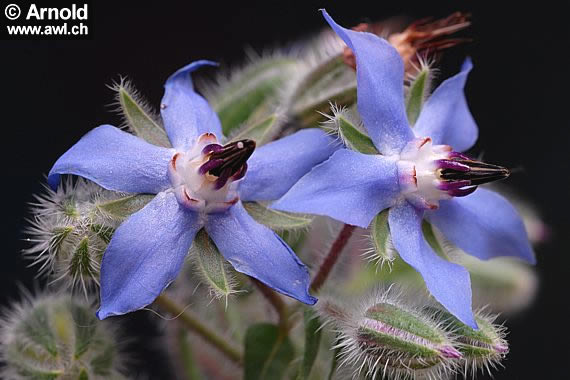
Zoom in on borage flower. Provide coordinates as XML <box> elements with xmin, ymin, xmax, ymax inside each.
<box><xmin>273</xmin><ymin>12</ymin><xmax>535</xmax><ymax>327</ymax></box>
<box><xmin>48</xmin><ymin>61</ymin><xmax>339</xmax><ymax>319</ymax></box>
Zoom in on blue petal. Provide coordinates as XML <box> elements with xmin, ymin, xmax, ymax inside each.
<box><xmin>322</xmin><ymin>10</ymin><xmax>413</xmax><ymax>155</ymax></box>
<box><xmin>272</xmin><ymin>149</ymin><xmax>400</xmax><ymax>228</ymax></box>
<box><xmin>205</xmin><ymin>202</ymin><xmax>316</xmax><ymax>305</ymax></box>
<box><xmin>239</xmin><ymin>129</ymin><xmax>340</xmax><ymax>202</ymax></box>
<box><xmin>97</xmin><ymin>192</ymin><xmax>202</xmax><ymax>319</ymax></box>
<box><xmin>413</xmin><ymin>59</ymin><xmax>478</xmax><ymax>152</ymax></box>
<box><xmin>388</xmin><ymin>201</ymin><xmax>477</xmax><ymax>328</ymax></box>
<box><xmin>161</xmin><ymin>60</ymin><xmax>223</xmax><ymax>150</ymax></box>
<box><xmin>426</xmin><ymin>188</ymin><xmax>535</xmax><ymax>263</ymax></box>
<box><xmin>48</xmin><ymin>125</ymin><xmax>174</xmax><ymax>193</ymax></box>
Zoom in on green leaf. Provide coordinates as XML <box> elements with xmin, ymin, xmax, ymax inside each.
<box><xmin>230</xmin><ymin>114</ymin><xmax>280</xmax><ymax>146</ymax></box>
<box><xmin>369</xmin><ymin>210</ymin><xmax>394</xmax><ymax>265</ymax></box>
<box><xmin>117</xmin><ymin>84</ymin><xmax>171</xmax><ymax>147</ymax></box>
<box><xmin>336</xmin><ymin>114</ymin><xmax>378</xmax><ymax>154</ymax></box>
<box><xmin>243</xmin><ymin>202</ymin><xmax>313</xmax><ymax>231</ymax></box>
<box><xmin>298</xmin><ymin>309</ymin><xmax>322</xmax><ymax>380</ymax></box>
<box><xmin>211</xmin><ymin>58</ymin><xmax>299</xmax><ymax>136</ymax></box>
<box><xmin>406</xmin><ymin>68</ymin><xmax>431</xmax><ymax>126</ymax></box>
<box><xmin>192</xmin><ymin>229</ymin><xmax>234</xmax><ymax>299</ymax></box>
<box><xmin>97</xmin><ymin>194</ymin><xmax>155</xmax><ymax>221</ymax></box>
<box><xmin>244</xmin><ymin>323</ymin><xmax>294</xmax><ymax>380</ymax></box>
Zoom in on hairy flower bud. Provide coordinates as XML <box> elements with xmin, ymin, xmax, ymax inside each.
<box><xmin>24</xmin><ymin>178</ymin><xmax>150</xmax><ymax>294</ymax></box>
<box><xmin>0</xmin><ymin>292</ymin><xmax>126</xmax><ymax>379</ymax></box>
<box><xmin>320</xmin><ymin>290</ymin><xmax>460</xmax><ymax>380</ymax></box>
<box><xmin>430</xmin><ymin>307</ymin><xmax>509</xmax><ymax>377</ymax></box>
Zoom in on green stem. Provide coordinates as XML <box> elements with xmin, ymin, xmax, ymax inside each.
<box><xmin>310</xmin><ymin>224</ymin><xmax>356</xmax><ymax>292</ymax></box>
<box><xmin>154</xmin><ymin>294</ymin><xmax>243</xmax><ymax>365</ymax></box>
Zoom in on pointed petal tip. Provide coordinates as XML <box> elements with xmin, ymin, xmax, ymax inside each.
<box><xmin>462</xmin><ymin>56</ymin><xmax>473</xmax><ymax>71</ymax></box>
<box><xmin>165</xmin><ymin>60</ymin><xmax>219</xmax><ymax>87</ymax></box>
<box><xmin>466</xmin><ymin>316</ymin><xmax>479</xmax><ymax>330</ymax></box>
<box><xmin>523</xmin><ymin>249</ymin><xmax>537</xmax><ymax>265</ymax></box>
<box><xmin>95</xmin><ymin>308</ymin><xmax>108</xmax><ymax>320</ymax></box>
<box><xmin>305</xmin><ymin>294</ymin><xmax>318</xmax><ymax>306</ymax></box>
<box><xmin>46</xmin><ymin>172</ymin><xmax>59</xmax><ymax>191</ymax></box>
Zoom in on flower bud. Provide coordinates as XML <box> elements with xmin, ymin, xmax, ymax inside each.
<box><xmin>24</xmin><ymin>178</ymin><xmax>151</xmax><ymax>294</ymax></box>
<box><xmin>0</xmin><ymin>292</ymin><xmax>126</xmax><ymax>379</ymax></box>
<box><xmin>430</xmin><ymin>307</ymin><xmax>509</xmax><ymax>377</ymax></box>
<box><xmin>321</xmin><ymin>291</ymin><xmax>460</xmax><ymax>379</ymax></box>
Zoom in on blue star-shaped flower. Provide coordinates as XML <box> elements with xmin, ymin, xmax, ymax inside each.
<box><xmin>48</xmin><ymin>61</ymin><xmax>339</xmax><ymax>319</ymax></box>
<box><xmin>273</xmin><ymin>11</ymin><xmax>535</xmax><ymax>328</ymax></box>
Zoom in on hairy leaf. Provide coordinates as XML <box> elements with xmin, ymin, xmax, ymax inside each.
<box><xmin>244</xmin><ymin>323</ymin><xmax>294</xmax><ymax>380</ymax></box>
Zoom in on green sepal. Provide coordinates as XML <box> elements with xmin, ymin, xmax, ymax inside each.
<box><xmin>90</xmin><ymin>224</ymin><xmax>114</xmax><ymax>245</ymax></box>
<box><xmin>243</xmin><ymin>202</ymin><xmax>313</xmax><ymax>231</ymax></box>
<box><xmin>50</xmin><ymin>226</ymin><xmax>74</xmax><ymax>255</ymax></box>
<box><xmin>244</xmin><ymin>323</ymin><xmax>295</xmax><ymax>380</ymax></box>
<box><xmin>210</xmin><ymin>58</ymin><xmax>299</xmax><ymax>136</ymax></box>
<box><xmin>229</xmin><ymin>114</ymin><xmax>280</xmax><ymax>146</ymax></box>
<box><xmin>406</xmin><ymin>67</ymin><xmax>431</xmax><ymax>126</ymax></box>
<box><xmin>69</xmin><ymin>237</ymin><xmax>96</xmax><ymax>279</ymax></box>
<box><xmin>356</xmin><ymin>302</ymin><xmax>457</xmax><ymax>370</ymax></box>
<box><xmin>422</xmin><ymin>221</ymin><xmax>449</xmax><ymax>259</ymax></box>
<box><xmin>298</xmin><ymin>308</ymin><xmax>322</xmax><ymax>380</ymax></box>
<box><xmin>96</xmin><ymin>194</ymin><xmax>155</xmax><ymax>221</ymax></box>
<box><xmin>369</xmin><ymin>210</ymin><xmax>394</xmax><ymax>265</ymax></box>
<box><xmin>116</xmin><ymin>83</ymin><xmax>170</xmax><ymax>147</ymax></box>
<box><xmin>334</xmin><ymin>113</ymin><xmax>378</xmax><ymax>154</ymax></box>
<box><xmin>191</xmin><ymin>229</ymin><xmax>235</xmax><ymax>299</ymax></box>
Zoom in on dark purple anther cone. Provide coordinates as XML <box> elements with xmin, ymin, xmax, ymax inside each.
<box><xmin>199</xmin><ymin>139</ymin><xmax>256</xmax><ymax>188</ymax></box>
<box><xmin>438</xmin><ymin>153</ymin><xmax>510</xmax><ymax>188</ymax></box>
<box><xmin>199</xmin><ymin>158</ymin><xmax>224</xmax><ymax>175</ymax></box>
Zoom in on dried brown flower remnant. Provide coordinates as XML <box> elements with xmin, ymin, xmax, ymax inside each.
<box><xmin>342</xmin><ymin>12</ymin><xmax>471</xmax><ymax>73</ymax></box>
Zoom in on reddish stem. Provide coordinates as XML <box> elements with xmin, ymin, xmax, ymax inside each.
<box><xmin>310</xmin><ymin>224</ymin><xmax>356</xmax><ymax>292</ymax></box>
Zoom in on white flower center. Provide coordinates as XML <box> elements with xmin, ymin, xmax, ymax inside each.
<box><xmin>396</xmin><ymin>137</ymin><xmax>454</xmax><ymax>210</ymax></box>
<box><xmin>168</xmin><ymin>133</ymin><xmax>241</xmax><ymax>213</ymax></box>
<box><xmin>395</xmin><ymin>137</ymin><xmax>509</xmax><ymax>210</ymax></box>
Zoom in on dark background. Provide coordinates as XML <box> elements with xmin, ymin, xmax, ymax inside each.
<box><xmin>2</xmin><ymin>1</ymin><xmax>568</xmax><ymax>379</ymax></box>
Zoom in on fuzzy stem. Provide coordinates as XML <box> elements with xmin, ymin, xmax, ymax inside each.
<box><xmin>154</xmin><ymin>294</ymin><xmax>243</xmax><ymax>365</ymax></box>
<box><xmin>310</xmin><ymin>224</ymin><xmax>356</xmax><ymax>292</ymax></box>
<box><xmin>251</xmin><ymin>279</ymin><xmax>290</xmax><ymax>330</ymax></box>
